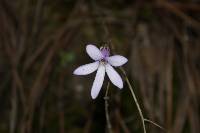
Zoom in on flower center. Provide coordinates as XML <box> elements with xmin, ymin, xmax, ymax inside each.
<box><xmin>100</xmin><ymin>58</ymin><xmax>107</xmax><ymax>65</ymax></box>
<box><xmin>100</xmin><ymin>46</ymin><xmax>110</xmax><ymax>65</ymax></box>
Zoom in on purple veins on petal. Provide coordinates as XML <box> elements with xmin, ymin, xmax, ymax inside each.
<box><xmin>100</xmin><ymin>47</ymin><xmax>110</xmax><ymax>58</ymax></box>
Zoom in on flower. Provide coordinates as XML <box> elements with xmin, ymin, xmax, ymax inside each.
<box><xmin>73</xmin><ymin>44</ymin><xmax>128</xmax><ymax>99</ymax></box>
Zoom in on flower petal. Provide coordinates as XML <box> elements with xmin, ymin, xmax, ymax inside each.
<box><xmin>107</xmin><ymin>55</ymin><xmax>128</xmax><ymax>67</ymax></box>
<box><xmin>105</xmin><ymin>64</ymin><xmax>123</xmax><ymax>89</ymax></box>
<box><xmin>73</xmin><ymin>61</ymin><xmax>99</xmax><ymax>75</ymax></box>
<box><xmin>91</xmin><ymin>64</ymin><xmax>105</xmax><ymax>99</ymax></box>
<box><xmin>86</xmin><ymin>44</ymin><xmax>103</xmax><ymax>60</ymax></box>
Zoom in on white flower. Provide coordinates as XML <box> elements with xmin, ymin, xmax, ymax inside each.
<box><xmin>73</xmin><ymin>44</ymin><xmax>128</xmax><ymax>99</ymax></box>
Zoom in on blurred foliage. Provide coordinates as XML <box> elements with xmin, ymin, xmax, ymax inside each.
<box><xmin>59</xmin><ymin>51</ymin><xmax>76</xmax><ymax>67</ymax></box>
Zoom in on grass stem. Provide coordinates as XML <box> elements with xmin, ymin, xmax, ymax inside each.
<box><xmin>104</xmin><ymin>82</ymin><xmax>113</xmax><ymax>133</ymax></box>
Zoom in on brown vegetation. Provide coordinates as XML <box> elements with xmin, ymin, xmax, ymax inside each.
<box><xmin>0</xmin><ymin>0</ymin><xmax>199</xmax><ymax>133</ymax></box>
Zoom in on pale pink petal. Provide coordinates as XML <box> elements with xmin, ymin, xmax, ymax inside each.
<box><xmin>105</xmin><ymin>64</ymin><xmax>123</xmax><ymax>89</ymax></box>
<box><xmin>73</xmin><ymin>61</ymin><xmax>99</xmax><ymax>75</ymax></box>
<box><xmin>107</xmin><ymin>55</ymin><xmax>128</xmax><ymax>67</ymax></box>
<box><xmin>91</xmin><ymin>64</ymin><xmax>105</xmax><ymax>99</ymax></box>
<box><xmin>86</xmin><ymin>44</ymin><xmax>103</xmax><ymax>60</ymax></box>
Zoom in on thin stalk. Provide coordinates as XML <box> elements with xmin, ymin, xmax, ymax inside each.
<box><xmin>104</xmin><ymin>82</ymin><xmax>113</xmax><ymax>133</ymax></box>
<box><xmin>101</xmin><ymin>19</ymin><xmax>164</xmax><ymax>133</ymax></box>
<box><xmin>120</xmin><ymin>67</ymin><xmax>146</xmax><ymax>133</ymax></box>
<box><xmin>144</xmin><ymin>119</ymin><xmax>165</xmax><ymax>131</ymax></box>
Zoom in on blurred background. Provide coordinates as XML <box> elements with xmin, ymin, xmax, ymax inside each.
<box><xmin>0</xmin><ymin>0</ymin><xmax>200</xmax><ymax>133</ymax></box>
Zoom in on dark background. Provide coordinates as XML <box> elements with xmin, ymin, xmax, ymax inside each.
<box><xmin>0</xmin><ymin>0</ymin><xmax>200</xmax><ymax>133</ymax></box>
